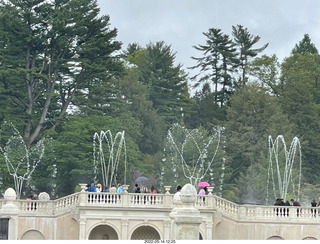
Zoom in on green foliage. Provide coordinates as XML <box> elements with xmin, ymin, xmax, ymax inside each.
<box><xmin>232</xmin><ymin>25</ymin><xmax>269</xmax><ymax>85</ymax></box>
<box><xmin>1</xmin><ymin>0</ymin><xmax>320</xmax><ymax>206</ymax></box>
<box><xmin>225</xmin><ymin>84</ymin><xmax>294</xmax><ymax>185</ymax></box>
<box><xmin>190</xmin><ymin>28</ymin><xmax>237</xmax><ymax>106</ymax></box>
<box><xmin>125</xmin><ymin>41</ymin><xmax>192</xmax><ymax>126</ymax></box>
<box><xmin>45</xmin><ymin>114</ymin><xmax>143</xmax><ymax>196</ymax></box>
<box><xmin>279</xmin><ymin>53</ymin><xmax>320</xmax><ymax>183</ymax></box>
<box><xmin>236</xmin><ymin>162</ymin><xmax>268</xmax><ymax>204</ymax></box>
<box><xmin>0</xmin><ymin>0</ymin><xmax>123</xmax><ymax>147</ymax></box>
<box><xmin>291</xmin><ymin>34</ymin><xmax>318</xmax><ymax>55</ymax></box>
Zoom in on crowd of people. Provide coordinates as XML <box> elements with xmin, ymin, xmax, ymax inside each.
<box><xmin>274</xmin><ymin>198</ymin><xmax>320</xmax><ymax>207</ymax></box>
<box><xmin>85</xmin><ymin>183</ymin><xmax>124</xmax><ymax>193</ymax></box>
<box><xmin>26</xmin><ymin>193</ymin><xmax>39</xmax><ymax>200</ymax></box>
<box><xmin>274</xmin><ymin>197</ymin><xmax>320</xmax><ymax>217</ymax></box>
<box><xmin>84</xmin><ymin>183</ymin><xmax>159</xmax><ymax>194</ymax></box>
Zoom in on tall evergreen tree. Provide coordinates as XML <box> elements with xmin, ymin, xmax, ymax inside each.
<box><xmin>232</xmin><ymin>25</ymin><xmax>268</xmax><ymax>86</ymax></box>
<box><xmin>249</xmin><ymin>54</ymin><xmax>280</xmax><ymax>95</ymax></box>
<box><xmin>280</xmin><ymin>52</ymin><xmax>320</xmax><ymax>183</ymax></box>
<box><xmin>291</xmin><ymin>34</ymin><xmax>318</xmax><ymax>55</ymax></box>
<box><xmin>0</xmin><ymin>0</ymin><xmax>123</xmax><ymax>147</ymax></box>
<box><xmin>225</xmin><ymin>84</ymin><xmax>294</xmax><ymax>186</ymax></box>
<box><xmin>126</xmin><ymin>41</ymin><xmax>192</xmax><ymax>126</ymax></box>
<box><xmin>190</xmin><ymin>28</ymin><xmax>237</xmax><ymax>106</ymax></box>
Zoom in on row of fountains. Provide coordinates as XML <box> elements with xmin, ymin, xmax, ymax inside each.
<box><xmin>0</xmin><ymin>121</ymin><xmax>302</xmax><ymax>204</ymax></box>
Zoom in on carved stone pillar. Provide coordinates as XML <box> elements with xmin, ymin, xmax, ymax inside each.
<box><xmin>1</xmin><ymin>188</ymin><xmax>19</xmax><ymax>240</ymax></box>
<box><xmin>169</xmin><ymin>184</ymin><xmax>202</xmax><ymax>240</ymax></box>
<box><xmin>78</xmin><ymin>218</ymin><xmax>86</xmax><ymax>240</ymax></box>
<box><xmin>121</xmin><ymin>219</ymin><xmax>129</xmax><ymax>240</ymax></box>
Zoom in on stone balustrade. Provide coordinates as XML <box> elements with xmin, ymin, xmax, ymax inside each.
<box><xmin>2</xmin><ymin>191</ymin><xmax>320</xmax><ymax>223</ymax></box>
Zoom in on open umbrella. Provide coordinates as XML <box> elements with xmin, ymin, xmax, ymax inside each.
<box><xmin>38</xmin><ymin>192</ymin><xmax>50</xmax><ymax>201</ymax></box>
<box><xmin>198</xmin><ymin>181</ymin><xmax>210</xmax><ymax>187</ymax></box>
<box><xmin>135</xmin><ymin>176</ymin><xmax>149</xmax><ymax>182</ymax></box>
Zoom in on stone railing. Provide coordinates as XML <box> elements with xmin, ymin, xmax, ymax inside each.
<box><xmin>2</xmin><ymin>190</ymin><xmax>320</xmax><ymax>223</ymax></box>
<box><xmin>55</xmin><ymin>192</ymin><xmax>79</xmax><ymax>211</ymax></box>
<box><xmin>238</xmin><ymin>205</ymin><xmax>320</xmax><ymax>221</ymax></box>
<box><xmin>82</xmin><ymin>192</ymin><xmax>172</xmax><ymax>208</ymax></box>
<box><xmin>214</xmin><ymin>195</ymin><xmax>239</xmax><ymax>217</ymax></box>
<box><xmin>19</xmin><ymin>200</ymin><xmax>55</xmax><ymax>214</ymax></box>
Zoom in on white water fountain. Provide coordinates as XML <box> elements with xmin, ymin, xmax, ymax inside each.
<box><xmin>161</xmin><ymin>123</ymin><xmax>223</xmax><ymax>193</ymax></box>
<box><xmin>266</xmin><ymin>135</ymin><xmax>302</xmax><ymax>204</ymax></box>
<box><xmin>93</xmin><ymin>130</ymin><xmax>127</xmax><ymax>188</ymax></box>
<box><xmin>0</xmin><ymin>121</ymin><xmax>45</xmax><ymax>199</ymax></box>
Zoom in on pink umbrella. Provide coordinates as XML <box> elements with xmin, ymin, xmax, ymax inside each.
<box><xmin>198</xmin><ymin>181</ymin><xmax>210</xmax><ymax>187</ymax></box>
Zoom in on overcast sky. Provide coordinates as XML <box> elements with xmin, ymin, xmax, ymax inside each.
<box><xmin>97</xmin><ymin>0</ymin><xmax>320</xmax><ymax>79</ymax></box>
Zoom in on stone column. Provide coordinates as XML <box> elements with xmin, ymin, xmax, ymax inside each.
<box><xmin>121</xmin><ymin>219</ymin><xmax>129</xmax><ymax>240</ymax></box>
<box><xmin>79</xmin><ymin>218</ymin><xmax>87</xmax><ymax>240</ymax></box>
<box><xmin>163</xmin><ymin>220</ymin><xmax>171</xmax><ymax>240</ymax></box>
<box><xmin>164</xmin><ymin>186</ymin><xmax>172</xmax><ymax>208</ymax></box>
<box><xmin>78</xmin><ymin>191</ymin><xmax>87</xmax><ymax>207</ymax></box>
<box><xmin>121</xmin><ymin>188</ymin><xmax>130</xmax><ymax>207</ymax></box>
<box><xmin>169</xmin><ymin>184</ymin><xmax>202</xmax><ymax>240</ymax></box>
<box><xmin>1</xmin><ymin>188</ymin><xmax>19</xmax><ymax>240</ymax></box>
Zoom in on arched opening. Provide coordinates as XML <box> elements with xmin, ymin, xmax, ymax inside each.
<box><xmin>302</xmin><ymin>237</ymin><xmax>317</xmax><ymax>240</ymax></box>
<box><xmin>20</xmin><ymin>230</ymin><xmax>45</xmax><ymax>240</ymax></box>
<box><xmin>267</xmin><ymin>236</ymin><xmax>284</xmax><ymax>240</ymax></box>
<box><xmin>88</xmin><ymin>224</ymin><xmax>118</xmax><ymax>240</ymax></box>
<box><xmin>131</xmin><ymin>226</ymin><xmax>161</xmax><ymax>240</ymax></box>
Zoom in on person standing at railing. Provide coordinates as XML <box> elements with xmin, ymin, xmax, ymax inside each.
<box><xmin>198</xmin><ymin>187</ymin><xmax>206</xmax><ymax>195</ymax></box>
<box><xmin>134</xmin><ymin>187</ymin><xmax>141</xmax><ymax>204</ymax></box>
<box><xmin>311</xmin><ymin>199</ymin><xmax>317</xmax><ymax>217</ymax></box>
<box><xmin>291</xmin><ymin>199</ymin><xmax>301</xmax><ymax>206</ymax></box>
<box><xmin>173</xmin><ymin>185</ymin><xmax>182</xmax><ymax>203</ymax></box>
<box><xmin>283</xmin><ymin>200</ymin><xmax>291</xmax><ymax>216</ymax></box>
<box><xmin>274</xmin><ymin>198</ymin><xmax>284</xmax><ymax>216</ymax></box>
<box><xmin>132</xmin><ymin>184</ymin><xmax>138</xmax><ymax>193</ymax></box>
<box><xmin>149</xmin><ymin>186</ymin><xmax>157</xmax><ymax>204</ymax></box>
<box><xmin>85</xmin><ymin>183</ymin><xmax>96</xmax><ymax>192</ymax></box>
<box><xmin>109</xmin><ymin>184</ymin><xmax>117</xmax><ymax>203</ymax></box>
<box><xmin>96</xmin><ymin>184</ymin><xmax>102</xmax><ymax>192</ymax></box>
<box><xmin>291</xmin><ymin>199</ymin><xmax>301</xmax><ymax>217</ymax></box>
<box><xmin>116</xmin><ymin>184</ymin><xmax>124</xmax><ymax>193</ymax></box>
<box><xmin>198</xmin><ymin>187</ymin><xmax>207</xmax><ymax>205</ymax></box>
<box><xmin>110</xmin><ymin>184</ymin><xmax>117</xmax><ymax>193</ymax></box>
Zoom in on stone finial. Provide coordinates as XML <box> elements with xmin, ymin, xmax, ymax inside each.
<box><xmin>180</xmin><ymin>183</ymin><xmax>197</xmax><ymax>206</ymax></box>
<box><xmin>4</xmin><ymin>188</ymin><xmax>17</xmax><ymax>201</ymax></box>
<box><xmin>2</xmin><ymin>188</ymin><xmax>19</xmax><ymax>214</ymax></box>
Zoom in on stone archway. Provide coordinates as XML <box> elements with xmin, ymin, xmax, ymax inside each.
<box><xmin>131</xmin><ymin>226</ymin><xmax>161</xmax><ymax>240</ymax></box>
<box><xmin>88</xmin><ymin>224</ymin><xmax>118</xmax><ymax>240</ymax></box>
<box><xmin>302</xmin><ymin>237</ymin><xmax>317</xmax><ymax>240</ymax></box>
<box><xmin>20</xmin><ymin>230</ymin><xmax>45</xmax><ymax>240</ymax></box>
<box><xmin>267</xmin><ymin>236</ymin><xmax>284</xmax><ymax>240</ymax></box>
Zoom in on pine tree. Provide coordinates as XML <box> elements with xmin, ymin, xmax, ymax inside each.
<box><xmin>190</xmin><ymin>28</ymin><xmax>237</xmax><ymax>106</ymax></box>
<box><xmin>291</xmin><ymin>34</ymin><xmax>318</xmax><ymax>55</ymax></box>
<box><xmin>0</xmin><ymin>0</ymin><xmax>123</xmax><ymax>147</ymax></box>
<box><xmin>126</xmin><ymin>41</ymin><xmax>192</xmax><ymax>126</ymax></box>
<box><xmin>232</xmin><ymin>25</ymin><xmax>269</xmax><ymax>86</ymax></box>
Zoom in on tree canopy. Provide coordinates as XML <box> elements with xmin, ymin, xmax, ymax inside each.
<box><xmin>0</xmin><ymin>2</ymin><xmax>319</xmax><ymax>205</ymax></box>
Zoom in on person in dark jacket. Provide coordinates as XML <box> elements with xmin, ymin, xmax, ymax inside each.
<box><xmin>291</xmin><ymin>199</ymin><xmax>301</xmax><ymax>217</ymax></box>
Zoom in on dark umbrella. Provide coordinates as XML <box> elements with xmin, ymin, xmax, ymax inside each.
<box><xmin>135</xmin><ymin>176</ymin><xmax>149</xmax><ymax>182</ymax></box>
